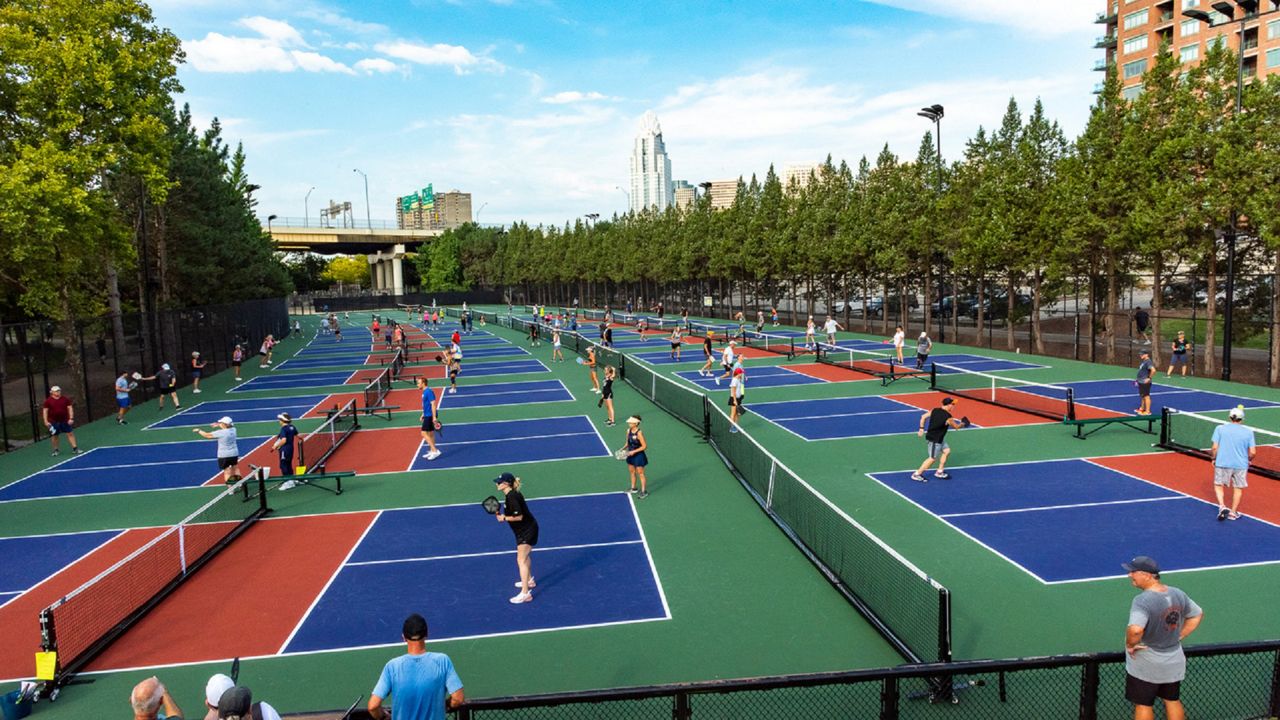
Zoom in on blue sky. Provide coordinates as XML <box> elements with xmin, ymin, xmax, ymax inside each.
<box><xmin>151</xmin><ymin>0</ymin><xmax>1099</xmax><ymax>229</ymax></box>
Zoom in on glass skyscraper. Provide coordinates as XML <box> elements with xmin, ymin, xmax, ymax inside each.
<box><xmin>628</xmin><ymin>111</ymin><xmax>673</xmax><ymax>213</ymax></box>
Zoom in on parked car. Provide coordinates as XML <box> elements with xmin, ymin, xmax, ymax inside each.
<box><xmin>968</xmin><ymin>292</ymin><xmax>1033</xmax><ymax>321</ymax></box>
<box><xmin>931</xmin><ymin>295</ymin><xmax>977</xmax><ymax>319</ymax></box>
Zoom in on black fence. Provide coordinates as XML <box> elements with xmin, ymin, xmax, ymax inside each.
<box><xmin>0</xmin><ymin>297</ymin><xmax>289</xmax><ymax>452</ymax></box>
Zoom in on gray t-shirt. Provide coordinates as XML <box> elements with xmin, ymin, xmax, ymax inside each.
<box><xmin>210</xmin><ymin>427</ymin><xmax>239</xmax><ymax>459</ymax></box>
<box><xmin>1126</xmin><ymin>586</ymin><xmax>1202</xmax><ymax>683</ymax></box>
<box><xmin>917</xmin><ymin>337</ymin><xmax>932</xmax><ymax>355</ymax></box>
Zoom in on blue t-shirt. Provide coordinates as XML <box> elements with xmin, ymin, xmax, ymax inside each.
<box><xmin>115</xmin><ymin>376</ymin><xmax>130</xmax><ymax>400</ymax></box>
<box><xmin>1136</xmin><ymin>359</ymin><xmax>1153</xmax><ymax>382</ymax></box>
<box><xmin>276</xmin><ymin>424</ymin><xmax>298</xmax><ymax>459</ymax></box>
<box><xmin>422</xmin><ymin>388</ymin><xmax>434</xmax><ymax>418</ymax></box>
<box><xmin>1212</xmin><ymin>422</ymin><xmax>1256</xmax><ymax>470</ymax></box>
<box><xmin>372</xmin><ymin>652</ymin><xmax>462</xmax><ymax>720</ymax></box>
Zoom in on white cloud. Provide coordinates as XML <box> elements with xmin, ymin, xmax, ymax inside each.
<box><xmin>298</xmin><ymin>9</ymin><xmax>390</xmax><ymax>36</ymax></box>
<box><xmin>374</xmin><ymin>40</ymin><xmax>504</xmax><ymax>74</ymax></box>
<box><xmin>862</xmin><ymin>0</ymin><xmax>1096</xmax><ymax>37</ymax></box>
<box><xmin>291</xmin><ymin>50</ymin><xmax>355</xmax><ymax>75</ymax></box>
<box><xmin>238</xmin><ymin>16</ymin><xmax>307</xmax><ymax>47</ymax></box>
<box><xmin>541</xmin><ymin>90</ymin><xmax>619</xmax><ymax>104</ymax></box>
<box><xmin>355</xmin><ymin>57</ymin><xmax>401</xmax><ymax>74</ymax></box>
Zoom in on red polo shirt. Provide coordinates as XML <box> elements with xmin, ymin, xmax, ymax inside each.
<box><xmin>43</xmin><ymin>395</ymin><xmax>72</xmax><ymax>423</ymax></box>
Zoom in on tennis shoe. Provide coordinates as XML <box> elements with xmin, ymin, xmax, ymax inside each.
<box><xmin>934</xmin><ymin>471</ymin><xmax>951</xmax><ymax>480</ymax></box>
<box><xmin>1228</xmin><ymin>511</ymin><xmax>1242</xmax><ymax>520</ymax></box>
<box><xmin>629</xmin><ymin>487</ymin><xmax>638</xmax><ymax>494</ymax></box>
<box><xmin>1218</xmin><ymin>508</ymin><xmax>1229</xmax><ymax>521</ymax></box>
<box><xmin>714</xmin><ymin>377</ymin><xmax>721</xmax><ymax>386</ymax></box>
<box><xmin>509</xmin><ymin>591</ymin><xmax>533</xmax><ymax>604</ymax></box>
<box><xmin>193</xmin><ymin>388</ymin><xmax>201</xmax><ymax>393</ymax></box>
<box><xmin>278</xmin><ymin>480</ymin><xmax>298</xmax><ymax>491</ymax></box>
<box><xmin>72</xmin><ymin>448</ymin><xmax>81</xmax><ymax>454</ymax></box>
<box><xmin>638</xmin><ymin>491</ymin><xmax>649</xmax><ymax>499</ymax></box>
<box><xmin>425</xmin><ymin>450</ymin><xmax>442</xmax><ymax>460</ymax></box>
<box><xmin>911</xmin><ymin>473</ymin><xmax>926</xmax><ymax>483</ymax></box>
<box><xmin>448</xmin><ymin>387</ymin><xmax>456</xmax><ymax>394</ymax></box>
<box><xmin>51</xmin><ymin>450</ymin><xmax>59</xmax><ymax>457</ymax></box>
<box><xmin>514</xmin><ymin>579</ymin><xmax>537</xmax><ymax>588</ymax></box>
<box><xmin>236</xmin><ymin>377</ymin><xmax>244</xmax><ymax>381</ymax></box>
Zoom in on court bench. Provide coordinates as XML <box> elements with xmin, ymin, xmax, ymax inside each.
<box><xmin>1062</xmin><ymin>415</ymin><xmax>1157</xmax><ymax>440</ymax></box>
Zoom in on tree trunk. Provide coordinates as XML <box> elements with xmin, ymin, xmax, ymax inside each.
<box><xmin>1205</xmin><ymin>252</ymin><xmax>1217</xmax><ymax>376</ymax></box>
<box><xmin>861</xmin><ymin>280</ymin><xmax>869</xmax><ymax>332</ymax></box>
<box><xmin>1104</xmin><ymin>252</ymin><xmax>1117</xmax><ymax>364</ymax></box>
<box><xmin>842</xmin><ymin>273</ymin><xmax>851</xmax><ymax>330</ymax></box>
<box><xmin>1271</xmin><ymin>249</ymin><xmax>1280</xmax><ymax>385</ymax></box>
<box><xmin>923</xmin><ymin>265</ymin><xmax>932</xmax><ymax>337</ymax></box>
<box><xmin>976</xmin><ymin>279</ymin><xmax>986</xmax><ymax>345</ymax></box>
<box><xmin>58</xmin><ymin>289</ymin><xmax>86</xmax><ymax>417</ymax></box>
<box><xmin>1006</xmin><ymin>275</ymin><xmax>1016</xmax><ymax>351</ymax></box>
<box><xmin>1032</xmin><ymin>269</ymin><xmax>1044</xmax><ymax>354</ymax></box>
<box><xmin>1151</xmin><ymin>256</ymin><xmax>1163</xmax><ymax>368</ymax></box>
<box><xmin>105</xmin><ymin>260</ymin><xmax>126</xmax><ymax>353</ymax></box>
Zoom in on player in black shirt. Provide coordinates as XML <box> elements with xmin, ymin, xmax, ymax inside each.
<box><xmin>912</xmin><ymin>397</ymin><xmax>966</xmax><ymax>482</ymax></box>
<box><xmin>494</xmin><ymin>472</ymin><xmax>538</xmax><ymax>604</ymax></box>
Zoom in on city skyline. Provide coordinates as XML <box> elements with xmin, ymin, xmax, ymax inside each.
<box><xmin>151</xmin><ymin>0</ymin><xmax>1098</xmax><ymax>228</ymax></box>
<box><xmin>628</xmin><ymin>111</ymin><xmax>674</xmax><ymax>214</ymax></box>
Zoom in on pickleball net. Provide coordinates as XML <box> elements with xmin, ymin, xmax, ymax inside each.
<box><xmin>363</xmin><ymin>367</ymin><xmax>392</xmax><ymax>409</ymax></box>
<box><xmin>299</xmin><ymin>399</ymin><xmax>359</xmax><ymax>472</ymax></box>
<box><xmin>39</xmin><ymin>473</ymin><xmax>269</xmax><ymax>690</ymax></box>
<box><xmin>389</xmin><ymin>348</ymin><xmax>406</xmax><ymax>381</ymax></box>
<box><xmin>740</xmin><ymin>330</ymin><xmax>795</xmax><ymax>358</ymax></box>
<box><xmin>1159</xmin><ymin>407</ymin><xmax>1280</xmax><ymax>480</ymax></box>
<box><xmin>815</xmin><ymin>342</ymin><xmax>922</xmax><ymax>378</ymax></box>
<box><xmin>930</xmin><ymin>364</ymin><xmax>1076</xmax><ymax>421</ymax></box>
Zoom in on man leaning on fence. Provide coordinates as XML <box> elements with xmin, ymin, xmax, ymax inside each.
<box><xmin>1123</xmin><ymin>556</ymin><xmax>1203</xmax><ymax>720</ymax></box>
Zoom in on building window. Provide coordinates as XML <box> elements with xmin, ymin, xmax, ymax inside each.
<box><xmin>1268</xmin><ymin>48</ymin><xmax>1280</xmax><ymax>68</ymax></box>
<box><xmin>1180</xmin><ymin>44</ymin><xmax>1200</xmax><ymax>62</ymax></box>
<box><xmin>1208</xmin><ymin>10</ymin><xmax>1228</xmax><ymax>23</ymax></box>
<box><xmin>1124</xmin><ymin>9</ymin><xmax>1149</xmax><ymax>29</ymax></box>
<box><xmin>1124</xmin><ymin>34</ymin><xmax>1150</xmax><ymax>54</ymax></box>
<box><xmin>1208</xmin><ymin>34</ymin><xmax>1228</xmax><ymax>51</ymax></box>
<box><xmin>1122</xmin><ymin>84</ymin><xmax>1145</xmax><ymax>101</ymax></box>
<box><xmin>1268</xmin><ymin>19</ymin><xmax>1280</xmax><ymax>40</ymax></box>
<box><xmin>1182</xmin><ymin>0</ymin><xmax>1197</xmax><ymax>7</ymax></box>
<box><xmin>1124</xmin><ymin>58</ymin><xmax>1148</xmax><ymax>78</ymax></box>
<box><xmin>1180</xmin><ymin>19</ymin><xmax>1200</xmax><ymax>37</ymax></box>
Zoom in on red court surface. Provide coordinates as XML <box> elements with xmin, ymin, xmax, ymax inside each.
<box><xmin>0</xmin><ymin>528</ymin><xmax>166</xmax><ymax>681</ymax></box>
<box><xmin>303</xmin><ymin>427</ymin><xmax>422</xmax><ymax>475</ymax></box>
<box><xmin>1091</xmin><ymin>453</ymin><xmax>1280</xmax><ymax>525</ymax></box>
<box><xmin>891</xmin><ymin>391</ymin><xmax>1052</xmax><ymax>428</ymax></box>
<box><xmin>200</xmin><ymin>440</ymin><xmax>278</xmax><ymax>485</ymax></box>
<box><xmin>785</xmin><ymin>363</ymin><xmax>880</xmax><ymax>383</ymax></box>
<box><xmin>87</xmin><ymin>512</ymin><xmax>375</xmax><ymax>672</ymax></box>
<box><xmin>348</xmin><ymin>366</ymin><xmax>445</xmax><ymax>383</ymax></box>
<box><xmin>303</xmin><ymin>388</ymin><xmax>436</xmax><ymax>419</ymax></box>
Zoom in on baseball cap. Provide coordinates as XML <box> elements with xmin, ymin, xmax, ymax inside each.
<box><xmin>161</xmin><ymin>363</ymin><xmax>171</xmax><ymax>371</ymax></box>
<box><xmin>50</xmin><ymin>386</ymin><xmax>61</xmax><ymax>393</ymax></box>
<box><xmin>733</xmin><ymin>367</ymin><xmax>744</xmax><ymax>375</ymax></box>
<box><xmin>919</xmin><ymin>332</ymin><xmax>928</xmax><ymax>338</ymax></box>
<box><xmin>626</xmin><ymin>415</ymin><xmax>641</xmax><ymax>424</ymax></box>
<box><xmin>217</xmin><ymin>416</ymin><xmax>234</xmax><ymax>426</ymax></box>
<box><xmin>941</xmin><ymin>397</ymin><xmax>954</xmax><ymax>406</ymax></box>
<box><xmin>1139</xmin><ymin>349</ymin><xmax>1150</xmax><ymax>357</ymax></box>
<box><xmin>493</xmin><ymin>472</ymin><xmax>516</xmax><ymax>486</ymax></box>
<box><xmin>277</xmin><ymin>412</ymin><xmax>292</xmax><ymax>423</ymax></box>
<box><xmin>1122</xmin><ymin>556</ymin><xmax>1160</xmax><ymax>575</ymax></box>
<box><xmin>218</xmin><ymin>686</ymin><xmax>253</xmax><ymax>719</ymax></box>
<box><xmin>192</xmin><ymin>351</ymin><xmax>200</xmax><ymax>357</ymax></box>
<box><xmin>205</xmin><ymin>674</ymin><xmax>234</xmax><ymax>708</ymax></box>
<box><xmin>1229</xmin><ymin>405</ymin><xmax>1246</xmax><ymax>420</ymax></box>
<box><xmin>402</xmin><ymin>613</ymin><xmax>428</xmax><ymax>641</ymax></box>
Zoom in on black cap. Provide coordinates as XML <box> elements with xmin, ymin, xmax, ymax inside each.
<box><xmin>403</xmin><ymin>613</ymin><xmax>428</xmax><ymax>641</ymax></box>
<box><xmin>218</xmin><ymin>686</ymin><xmax>253</xmax><ymax>719</ymax></box>
<box><xmin>1122</xmin><ymin>556</ymin><xmax>1160</xmax><ymax>575</ymax></box>
<box><xmin>941</xmin><ymin>397</ymin><xmax>954</xmax><ymax>406</ymax></box>
<box><xmin>493</xmin><ymin>472</ymin><xmax>516</xmax><ymax>486</ymax></box>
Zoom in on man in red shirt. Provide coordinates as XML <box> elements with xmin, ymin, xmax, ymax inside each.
<box><xmin>42</xmin><ymin>386</ymin><xmax>81</xmax><ymax>456</ymax></box>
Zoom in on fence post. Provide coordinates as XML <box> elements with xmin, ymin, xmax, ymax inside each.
<box><xmin>78</xmin><ymin>323</ymin><xmax>93</xmax><ymax>423</ymax></box>
<box><xmin>1268</xmin><ymin>648</ymin><xmax>1280</xmax><ymax>718</ymax></box>
<box><xmin>701</xmin><ymin>395</ymin><xmax>710</xmax><ymax>440</ymax></box>
<box><xmin>880</xmin><ymin>677</ymin><xmax>899</xmax><ymax>720</ymax></box>
<box><xmin>673</xmin><ymin>690</ymin><xmax>692</xmax><ymax>720</ymax></box>
<box><xmin>1078</xmin><ymin>660</ymin><xmax>1099</xmax><ymax>720</ymax></box>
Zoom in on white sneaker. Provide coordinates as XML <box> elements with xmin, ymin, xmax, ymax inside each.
<box><xmin>278</xmin><ymin>480</ymin><xmax>298</xmax><ymax>491</ymax></box>
<box><xmin>714</xmin><ymin>377</ymin><xmax>721</xmax><ymax>386</ymax></box>
<box><xmin>236</xmin><ymin>377</ymin><xmax>244</xmax><ymax>381</ymax></box>
<box><xmin>448</xmin><ymin>387</ymin><xmax>456</xmax><ymax>394</ymax></box>
<box><xmin>514</xmin><ymin>578</ymin><xmax>537</xmax><ymax>588</ymax></box>
<box><xmin>509</xmin><ymin>591</ymin><xmax>533</xmax><ymax>604</ymax></box>
<box><xmin>266</xmin><ymin>360</ymin><xmax>273</xmax><ymax>364</ymax></box>
<box><xmin>193</xmin><ymin>388</ymin><xmax>202</xmax><ymax>393</ymax></box>
<box><xmin>425</xmin><ymin>450</ymin><xmax>442</xmax><ymax>460</ymax></box>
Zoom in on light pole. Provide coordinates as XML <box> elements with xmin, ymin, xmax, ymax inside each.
<box><xmin>585</xmin><ymin>213</ymin><xmax>599</xmax><ymax>228</ymax></box>
<box><xmin>267</xmin><ymin>214</ymin><xmax>278</xmax><ymax>234</ymax></box>
<box><xmin>304</xmin><ymin>186</ymin><xmax>315</xmax><ymax>228</ymax></box>
<box><xmin>918</xmin><ymin>104</ymin><xmax>945</xmax><ymax>342</ymax></box>
<box><xmin>476</xmin><ymin>201</ymin><xmax>488</xmax><ymax>225</ymax></box>
<box><xmin>616</xmin><ymin>186</ymin><xmax>631</xmax><ymax>212</ymax></box>
<box><xmin>352</xmin><ymin>168</ymin><xmax>372</xmax><ymax>230</ymax></box>
<box><xmin>1182</xmin><ymin>0</ymin><xmax>1270</xmax><ymax>381</ymax></box>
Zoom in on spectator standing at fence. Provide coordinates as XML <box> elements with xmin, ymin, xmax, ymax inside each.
<box><xmin>191</xmin><ymin>351</ymin><xmax>207</xmax><ymax>393</ymax></box>
<box><xmin>232</xmin><ymin>344</ymin><xmax>245</xmax><ymax>381</ymax></box>
<box><xmin>1166</xmin><ymin>330</ymin><xmax>1192</xmax><ymax>378</ymax></box>
<box><xmin>114</xmin><ymin>371</ymin><xmax>135</xmax><ymax>424</ymax></box>
<box><xmin>1210</xmin><ymin>406</ymin><xmax>1256</xmax><ymax>521</ymax></box>
<box><xmin>586</xmin><ymin>344</ymin><xmax>601</xmax><ymax>393</ymax></box>
<box><xmin>1134</xmin><ymin>306</ymin><xmax>1152</xmax><ymax>345</ymax></box>
<box><xmin>1122</xmin><ymin>556</ymin><xmax>1202</xmax><ymax>720</ymax></box>
<box><xmin>1135</xmin><ymin>350</ymin><xmax>1154</xmax><ymax>416</ymax></box>
<box><xmin>368</xmin><ymin>613</ymin><xmax>463</xmax><ymax>720</ymax></box>
<box><xmin>194</xmin><ymin>417</ymin><xmax>240</xmax><ymax>484</ymax></box>
<box><xmin>601</xmin><ymin>365</ymin><xmax>616</xmax><ymax>426</ymax></box>
<box><xmin>43</xmin><ymin>386</ymin><xmax>80</xmax><ymax>456</ymax></box>
<box><xmin>130</xmin><ymin>676</ymin><xmax>184</xmax><ymax>720</ymax></box>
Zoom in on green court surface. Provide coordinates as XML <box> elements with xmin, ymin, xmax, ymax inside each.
<box><xmin>0</xmin><ymin>311</ymin><xmax>901</xmax><ymax>718</ymax></box>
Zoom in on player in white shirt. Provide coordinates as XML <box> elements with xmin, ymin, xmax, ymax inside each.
<box><xmin>892</xmin><ymin>325</ymin><xmax>906</xmax><ymax>364</ymax></box>
<box><xmin>715</xmin><ymin>341</ymin><xmax>737</xmax><ymax>386</ymax></box>
<box><xmin>822</xmin><ymin>316</ymin><xmax>842</xmax><ymax>346</ymax></box>
<box><xmin>804</xmin><ymin>316</ymin><xmax>817</xmax><ymax>352</ymax></box>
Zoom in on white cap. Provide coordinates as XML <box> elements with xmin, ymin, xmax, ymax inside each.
<box><xmin>1229</xmin><ymin>405</ymin><xmax>1246</xmax><ymax>420</ymax></box>
<box><xmin>161</xmin><ymin>363</ymin><xmax>171</xmax><ymax>371</ymax></box>
<box><xmin>919</xmin><ymin>332</ymin><xmax>928</xmax><ymax>338</ymax></box>
<box><xmin>50</xmin><ymin>385</ymin><xmax>61</xmax><ymax>393</ymax></box>
<box><xmin>205</xmin><ymin>674</ymin><xmax>234</xmax><ymax>707</ymax></box>
<box><xmin>217</xmin><ymin>416</ymin><xmax>234</xmax><ymax>425</ymax></box>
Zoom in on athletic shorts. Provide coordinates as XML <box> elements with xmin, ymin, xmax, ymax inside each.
<box><xmin>50</xmin><ymin>421</ymin><xmax>74</xmax><ymax>434</ymax></box>
<box><xmin>1171</xmin><ymin>353</ymin><xmax>1187</xmax><ymax>365</ymax></box>
<box><xmin>259</xmin><ymin>350</ymin><xmax>267</xmax><ymax>357</ymax></box>
<box><xmin>116</xmin><ymin>397</ymin><xmax>131</xmax><ymax>409</ymax></box>
<box><xmin>601</xmin><ymin>387</ymin><xmax>613</xmax><ymax>400</ymax></box>
<box><xmin>1125</xmin><ymin>673</ymin><xmax>1180</xmax><ymax>706</ymax></box>
<box><xmin>728</xmin><ymin>395</ymin><xmax>745</xmax><ymax>408</ymax></box>
<box><xmin>1214</xmin><ymin>466</ymin><xmax>1248</xmax><ymax>488</ymax></box>
<box><xmin>191</xmin><ymin>369</ymin><xmax>202</xmax><ymax>378</ymax></box>
<box><xmin>420</xmin><ymin>417</ymin><xmax>436</xmax><ymax>432</ymax></box>
<box><xmin>218</xmin><ymin>456</ymin><xmax>240</xmax><ymax>470</ymax></box>
<box><xmin>1137</xmin><ymin>382</ymin><xmax>1151</xmax><ymax>397</ymax></box>
<box><xmin>278</xmin><ymin>456</ymin><xmax>295</xmax><ymax>476</ymax></box>
<box><xmin>515</xmin><ymin>525</ymin><xmax>539</xmax><ymax>547</ymax></box>
<box><xmin>722</xmin><ymin>363</ymin><xmax>732</xmax><ymax>372</ymax></box>
<box><xmin>448</xmin><ymin>368</ymin><xmax>459</xmax><ymax>379</ymax></box>
<box><xmin>927</xmin><ymin>441</ymin><xmax>948</xmax><ymax>459</ymax></box>
<box><xmin>232</xmin><ymin>360</ymin><xmax>242</xmax><ymax>367</ymax></box>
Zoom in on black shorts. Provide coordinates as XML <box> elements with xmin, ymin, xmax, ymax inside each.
<box><xmin>421</xmin><ymin>417</ymin><xmax>436</xmax><ymax>432</ymax></box>
<box><xmin>232</xmin><ymin>360</ymin><xmax>242</xmax><ymax>367</ymax></box>
<box><xmin>671</xmin><ymin>342</ymin><xmax>680</xmax><ymax>349</ymax></box>
<box><xmin>258</xmin><ymin>350</ymin><xmax>267</xmax><ymax>357</ymax></box>
<box><xmin>1138</xmin><ymin>382</ymin><xmax>1151</xmax><ymax>398</ymax></box>
<box><xmin>602</xmin><ymin>387</ymin><xmax>613</xmax><ymax>400</ymax></box>
<box><xmin>515</xmin><ymin>525</ymin><xmax>539</xmax><ymax>547</ymax></box>
<box><xmin>728</xmin><ymin>395</ymin><xmax>745</xmax><ymax>409</ymax></box>
<box><xmin>218</xmin><ymin>456</ymin><xmax>239</xmax><ymax>470</ymax></box>
<box><xmin>1125</xmin><ymin>673</ymin><xmax>1180</xmax><ymax>706</ymax></box>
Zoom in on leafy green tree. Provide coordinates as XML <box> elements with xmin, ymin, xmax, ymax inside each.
<box><xmin>324</xmin><ymin>256</ymin><xmax>372</xmax><ymax>287</ymax></box>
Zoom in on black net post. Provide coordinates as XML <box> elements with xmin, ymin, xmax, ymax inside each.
<box><xmin>1269</xmin><ymin>648</ymin><xmax>1280</xmax><ymax>717</ymax></box>
<box><xmin>1078</xmin><ymin>659</ymin><xmax>1100</xmax><ymax>720</ymax></box>
<box><xmin>1159</xmin><ymin>407</ymin><xmax>1172</xmax><ymax>447</ymax></box>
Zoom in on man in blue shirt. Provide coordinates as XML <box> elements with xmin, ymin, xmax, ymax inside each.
<box><xmin>369</xmin><ymin>613</ymin><xmax>463</xmax><ymax>720</ymax></box>
<box><xmin>1211</xmin><ymin>406</ymin><xmax>1257</xmax><ymax>521</ymax></box>
<box><xmin>1135</xmin><ymin>350</ymin><xmax>1154</xmax><ymax>416</ymax></box>
<box><xmin>271</xmin><ymin>413</ymin><xmax>299</xmax><ymax>490</ymax></box>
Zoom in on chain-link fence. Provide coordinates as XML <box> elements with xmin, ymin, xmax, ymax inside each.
<box><xmin>0</xmin><ymin>297</ymin><xmax>288</xmax><ymax>452</ymax></box>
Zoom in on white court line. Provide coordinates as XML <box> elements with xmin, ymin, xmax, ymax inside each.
<box><xmin>940</xmin><ymin>495</ymin><xmax>1182</xmax><ymax>518</ymax></box>
<box><xmin>0</xmin><ymin>529</ymin><xmax>125</xmax><ymax>612</ymax></box>
<box><xmin>347</xmin><ymin>539</ymin><xmax>643</xmax><ymax>567</ymax></box>
<box><xmin>276</xmin><ymin>509</ymin><xmax>382</xmax><ymax>655</ymax></box>
<box><xmin>629</xmin><ymin>491</ymin><xmax>673</xmax><ymax>620</ymax></box>
<box><xmin>1083</xmin><ymin>458</ymin><xmax>1280</xmax><ymax>532</ymax></box>
<box><xmin>41</xmin><ymin>457</ymin><xmax>210</xmax><ymax>474</ymax></box>
<box><xmin>141</xmin><ymin>396</ymin><xmax>326</xmax><ymax>431</ymax></box>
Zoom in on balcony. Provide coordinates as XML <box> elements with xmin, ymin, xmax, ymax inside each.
<box><xmin>1093</xmin><ymin>59</ymin><xmax>1114</xmax><ymax>71</ymax></box>
<box><xmin>1093</xmin><ymin>82</ymin><xmax>1106</xmax><ymax>94</ymax></box>
<box><xmin>1096</xmin><ymin>10</ymin><xmax>1118</xmax><ymax>23</ymax></box>
<box><xmin>1095</xmin><ymin>34</ymin><xmax>1118</xmax><ymax>48</ymax></box>
<box><xmin>1155</xmin><ymin>9</ymin><xmax>1175</xmax><ymax>27</ymax></box>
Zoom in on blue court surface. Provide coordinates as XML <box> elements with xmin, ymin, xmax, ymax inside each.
<box><xmin>447</xmin><ymin>336</ymin><xmax>511</xmax><ymax>347</ymax></box>
<box><xmin>0</xmin><ymin>437</ymin><xmax>269</xmax><ymax>502</ymax></box>
<box><xmin>676</xmin><ymin>366</ymin><xmax>823</xmax><ymax>390</ymax></box>
<box><xmin>229</xmin><ymin>370</ymin><xmax>357</xmax><ymax>393</ymax></box>
<box><xmin>451</xmin><ymin>345</ymin><xmax>531</xmax><ymax>360</ymax></box>
<box><xmin>275</xmin><ymin>355</ymin><xmax>389</xmax><ymax>371</ymax></box>
<box><xmin>870</xmin><ymin>458</ymin><xmax>1280</xmax><ymax>583</ymax></box>
<box><xmin>631</xmin><ymin>350</ymin><xmax>706</xmax><ymax>365</ymax></box>
<box><xmin>407</xmin><ymin>415</ymin><xmax>609</xmax><ymax>471</ymax></box>
<box><xmin>283</xmin><ymin>492</ymin><xmax>668</xmax><ymax>653</ymax></box>
<box><xmin>146</xmin><ymin>395</ymin><xmax>331</xmax><ymax>429</ymax></box>
<box><xmin>0</xmin><ymin>530</ymin><xmax>120</xmax><ymax>605</ymax></box>
<box><xmin>750</xmin><ymin>396</ymin><xmax>978</xmax><ymax>441</ymax></box>
<box><xmin>930</xmin><ymin>354</ymin><xmax>1046</xmax><ymax>373</ymax></box>
<box><xmin>437</xmin><ymin>380</ymin><xmax>573</xmax><ymax>409</ymax></box>
<box><xmin>435</xmin><ymin>358</ymin><xmax>550</xmax><ymax>377</ymax></box>
<box><xmin>1021</xmin><ymin>379</ymin><xmax>1278</xmax><ymax>416</ymax></box>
